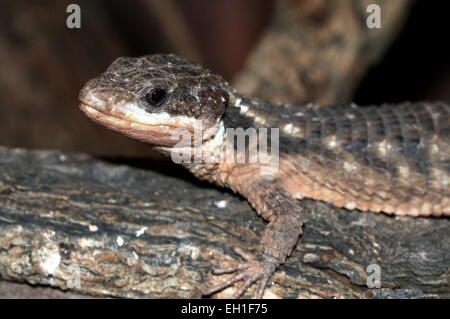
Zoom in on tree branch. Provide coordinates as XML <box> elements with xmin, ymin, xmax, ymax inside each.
<box><xmin>0</xmin><ymin>146</ymin><xmax>448</xmax><ymax>298</ymax></box>
<box><xmin>234</xmin><ymin>0</ymin><xmax>414</xmax><ymax>105</ymax></box>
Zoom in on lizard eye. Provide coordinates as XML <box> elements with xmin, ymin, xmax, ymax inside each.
<box><xmin>145</xmin><ymin>88</ymin><xmax>167</xmax><ymax>107</ymax></box>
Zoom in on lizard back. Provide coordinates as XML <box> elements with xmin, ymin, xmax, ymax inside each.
<box><xmin>225</xmin><ymin>98</ymin><xmax>450</xmax><ymax>216</ymax></box>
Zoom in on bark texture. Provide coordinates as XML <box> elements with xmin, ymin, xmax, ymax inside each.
<box><xmin>0</xmin><ymin>147</ymin><xmax>448</xmax><ymax>298</ymax></box>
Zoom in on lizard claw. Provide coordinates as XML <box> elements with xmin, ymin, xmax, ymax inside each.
<box><xmin>203</xmin><ymin>247</ymin><xmax>275</xmax><ymax>299</ymax></box>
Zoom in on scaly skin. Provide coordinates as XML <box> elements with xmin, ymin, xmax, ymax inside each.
<box><xmin>79</xmin><ymin>54</ymin><xmax>450</xmax><ymax>298</ymax></box>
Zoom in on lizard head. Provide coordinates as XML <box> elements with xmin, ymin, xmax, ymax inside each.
<box><xmin>79</xmin><ymin>54</ymin><xmax>232</xmax><ymax>147</ymax></box>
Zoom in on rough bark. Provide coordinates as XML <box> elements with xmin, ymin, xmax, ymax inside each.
<box><xmin>234</xmin><ymin>0</ymin><xmax>414</xmax><ymax>105</ymax></box>
<box><xmin>0</xmin><ymin>147</ymin><xmax>448</xmax><ymax>298</ymax></box>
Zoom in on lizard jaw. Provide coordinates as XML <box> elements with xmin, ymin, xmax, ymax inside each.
<box><xmin>80</xmin><ymin>102</ymin><xmax>221</xmax><ymax>147</ymax></box>
<box><xmin>79</xmin><ymin>102</ymin><xmax>184</xmax><ymax>146</ymax></box>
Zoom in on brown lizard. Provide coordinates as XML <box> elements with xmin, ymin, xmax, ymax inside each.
<box><xmin>79</xmin><ymin>54</ymin><xmax>450</xmax><ymax>298</ymax></box>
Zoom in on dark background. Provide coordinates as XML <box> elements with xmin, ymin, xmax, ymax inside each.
<box><xmin>0</xmin><ymin>0</ymin><xmax>449</xmax><ymax>158</ymax></box>
<box><xmin>355</xmin><ymin>0</ymin><xmax>450</xmax><ymax>104</ymax></box>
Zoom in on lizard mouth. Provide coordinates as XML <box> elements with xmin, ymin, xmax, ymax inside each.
<box><xmin>80</xmin><ymin>102</ymin><xmax>193</xmax><ymax>130</ymax></box>
<box><xmin>79</xmin><ymin>102</ymin><xmax>218</xmax><ymax>147</ymax></box>
<box><xmin>80</xmin><ymin>102</ymin><xmax>192</xmax><ymax>146</ymax></box>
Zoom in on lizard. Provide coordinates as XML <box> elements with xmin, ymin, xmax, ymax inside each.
<box><xmin>79</xmin><ymin>54</ymin><xmax>450</xmax><ymax>298</ymax></box>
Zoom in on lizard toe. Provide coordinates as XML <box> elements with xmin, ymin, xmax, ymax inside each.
<box><xmin>203</xmin><ymin>248</ymin><xmax>275</xmax><ymax>298</ymax></box>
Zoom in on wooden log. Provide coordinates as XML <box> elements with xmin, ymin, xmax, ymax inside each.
<box><xmin>0</xmin><ymin>146</ymin><xmax>448</xmax><ymax>298</ymax></box>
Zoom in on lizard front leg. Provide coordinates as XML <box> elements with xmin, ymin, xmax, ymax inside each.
<box><xmin>203</xmin><ymin>179</ymin><xmax>305</xmax><ymax>298</ymax></box>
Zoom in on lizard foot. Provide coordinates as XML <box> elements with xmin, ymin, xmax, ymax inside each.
<box><xmin>203</xmin><ymin>247</ymin><xmax>276</xmax><ymax>298</ymax></box>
